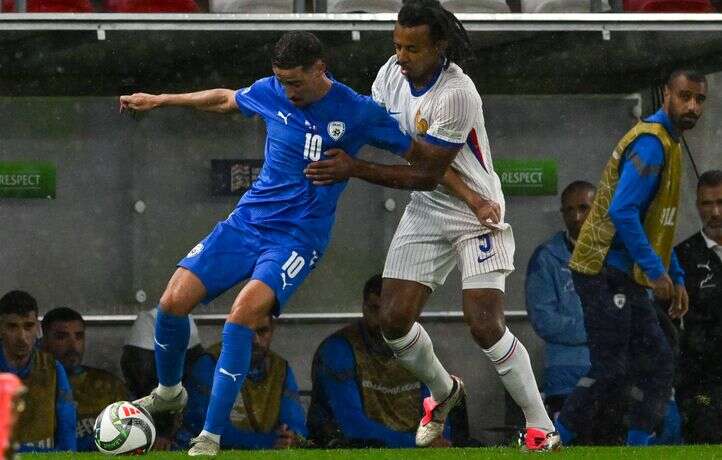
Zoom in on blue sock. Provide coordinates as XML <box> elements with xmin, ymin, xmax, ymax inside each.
<box><xmin>627</xmin><ymin>429</ymin><xmax>652</xmax><ymax>446</ymax></box>
<box><xmin>554</xmin><ymin>419</ymin><xmax>576</xmax><ymax>445</ymax></box>
<box><xmin>203</xmin><ymin>322</ymin><xmax>254</xmax><ymax>435</ymax></box>
<box><xmin>154</xmin><ymin>306</ymin><xmax>191</xmax><ymax>386</ymax></box>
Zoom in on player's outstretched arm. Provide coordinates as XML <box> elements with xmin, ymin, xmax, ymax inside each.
<box><xmin>304</xmin><ymin>139</ymin><xmax>456</xmax><ymax>191</ymax></box>
<box><xmin>119</xmin><ymin>89</ymin><xmax>238</xmax><ymax>114</ymax></box>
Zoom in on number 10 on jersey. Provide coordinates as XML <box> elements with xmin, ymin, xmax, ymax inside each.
<box><xmin>304</xmin><ymin>133</ymin><xmax>322</xmax><ymax>161</ymax></box>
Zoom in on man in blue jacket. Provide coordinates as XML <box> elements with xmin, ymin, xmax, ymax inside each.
<box><xmin>526</xmin><ymin>181</ymin><xmax>595</xmax><ymax>419</ymax></box>
<box><xmin>557</xmin><ymin>69</ymin><xmax>705</xmax><ymax>446</ymax></box>
<box><xmin>179</xmin><ymin>314</ymin><xmax>307</xmax><ymax>450</ymax></box>
<box><xmin>308</xmin><ymin>275</ymin><xmax>462</xmax><ymax>448</ymax></box>
<box><xmin>0</xmin><ymin>290</ymin><xmax>76</xmax><ymax>452</ymax></box>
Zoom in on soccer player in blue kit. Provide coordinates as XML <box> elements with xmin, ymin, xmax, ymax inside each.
<box><xmin>119</xmin><ymin>32</ymin><xmax>462</xmax><ymax>456</ymax></box>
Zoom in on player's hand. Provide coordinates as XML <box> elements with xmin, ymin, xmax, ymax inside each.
<box><xmin>468</xmin><ymin>195</ymin><xmax>501</xmax><ymax>230</ymax></box>
<box><xmin>119</xmin><ymin>93</ymin><xmax>161</xmax><ymax>113</ymax></box>
<box><xmin>650</xmin><ymin>273</ymin><xmax>674</xmax><ymax>301</ymax></box>
<box><xmin>273</xmin><ymin>424</ymin><xmax>297</xmax><ymax>449</ymax></box>
<box><xmin>428</xmin><ymin>437</ymin><xmax>452</xmax><ymax>448</ymax></box>
<box><xmin>304</xmin><ymin>149</ymin><xmax>355</xmax><ymax>185</ymax></box>
<box><xmin>668</xmin><ymin>283</ymin><xmax>689</xmax><ymax>319</ymax></box>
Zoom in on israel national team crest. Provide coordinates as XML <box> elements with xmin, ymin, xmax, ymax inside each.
<box><xmin>187</xmin><ymin>243</ymin><xmax>204</xmax><ymax>258</ymax></box>
<box><xmin>613</xmin><ymin>293</ymin><xmax>626</xmax><ymax>309</ymax></box>
<box><xmin>327</xmin><ymin>121</ymin><xmax>346</xmax><ymax>141</ymax></box>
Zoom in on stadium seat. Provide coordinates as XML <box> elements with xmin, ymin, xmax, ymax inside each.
<box><xmin>325</xmin><ymin>0</ymin><xmax>402</xmax><ymax>13</ymax></box>
<box><xmin>1</xmin><ymin>0</ymin><xmax>93</xmax><ymax>11</ymax></box>
<box><xmin>623</xmin><ymin>0</ymin><xmax>714</xmax><ymax>12</ymax></box>
<box><xmin>209</xmin><ymin>0</ymin><xmax>293</xmax><ymax>12</ymax></box>
<box><xmin>442</xmin><ymin>0</ymin><xmax>512</xmax><ymax>13</ymax></box>
<box><xmin>522</xmin><ymin>0</ymin><xmax>610</xmax><ymax>12</ymax></box>
<box><xmin>103</xmin><ymin>0</ymin><xmax>200</xmax><ymax>13</ymax></box>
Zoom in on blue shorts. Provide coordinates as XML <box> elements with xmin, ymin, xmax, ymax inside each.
<box><xmin>178</xmin><ymin>219</ymin><xmax>322</xmax><ymax>315</ymax></box>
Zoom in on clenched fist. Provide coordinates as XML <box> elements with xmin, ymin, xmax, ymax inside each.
<box><xmin>119</xmin><ymin>93</ymin><xmax>162</xmax><ymax>112</ymax></box>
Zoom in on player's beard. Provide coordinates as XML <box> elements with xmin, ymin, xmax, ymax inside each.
<box><xmin>704</xmin><ymin>220</ymin><xmax>722</xmax><ymax>243</ymax></box>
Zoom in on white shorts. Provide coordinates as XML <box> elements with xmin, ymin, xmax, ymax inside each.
<box><xmin>383</xmin><ymin>195</ymin><xmax>515</xmax><ymax>292</ymax></box>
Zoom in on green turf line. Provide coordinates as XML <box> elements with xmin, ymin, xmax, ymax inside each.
<box><xmin>18</xmin><ymin>445</ymin><xmax>722</xmax><ymax>460</ymax></box>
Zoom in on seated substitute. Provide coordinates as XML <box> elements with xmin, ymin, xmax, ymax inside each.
<box><xmin>41</xmin><ymin>307</ymin><xmax>128</xmax><ymax>451</ymax></box>
<box><xmin>308</xmin><ymin>274</ymin><xmax>468</xmax><ymax>448</ymax></box>
<box><xmin>0</xmin><ymin>291</ymin><xmax>76</xmax><ymax>452</ymax></box>
<box><xmin>179</xmin><ymin>314</ymin><xmax>307</xmax><ymax>450</ymax></box>
<box><xmin>674</xmin><ymin>169</ymin><xmax>722</xmax><ymax>443</ymax></box>
<box><xmin>525</xmin><ymin>181</ymin><xmax>595</xmax><ymax>419</ymax></box>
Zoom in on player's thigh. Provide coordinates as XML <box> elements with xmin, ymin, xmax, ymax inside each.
<box><xmin>629</xmin><ymin>300</ymin><xmax>674</xmax><ymax>381</ymax></box>
<box><xmin>176</xmin><ymin>220</ymin><xmax>260</xmax><ymax>306</ymax></box>
<box><xmin>383</xmin><ymin>201</ymin><xmax>456</xmax><ymax>293</ymax></box>
<box><xmin>248</xmin><ymin>246</ymin><xmax>321</xmax><ymax>317</ymax></box>
<box><xmin>572</xmin><ymin>269</ymin><xmax>633</xmax><ymax>378</ymax></box>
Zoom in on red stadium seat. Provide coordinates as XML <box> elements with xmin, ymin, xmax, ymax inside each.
<box><xmin>624</xmin><ymin>0</ymin><xmax>714</xmax><ymax>12</ymax></box>
<box><xmin>103</xmin><ymin>0</ymin><xmax>199</xmax><ymax>12</ymax></box>
<box><xmin>2</xmin><ymin>0</ymin><xmax>93</xmax><ymax>11</ymax></box>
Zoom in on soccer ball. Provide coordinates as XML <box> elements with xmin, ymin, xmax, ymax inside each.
<box><xmin>94</xmin><ymin>401</ymin><xmax>156</xmax><ymax>455</ymax></box>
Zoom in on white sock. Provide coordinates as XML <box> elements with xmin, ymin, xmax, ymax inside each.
<box><xmin>384</xmin><ymin>322</ymin><xmax>454</xmax><ymax>402</ymax></box>
<box><xmin>156</xmin><ymin>383</ymin><xmax>182</xmax><ymax>400</ymax></box>
<box><xmin>483</xmin><ymin>327</ymin><xmax>554</xmax><ymax>432</ymax></box>
<box><xmin>199</xmin><ymin>430</ymin><xmax>220</xmax><ymax>444</ymax></box>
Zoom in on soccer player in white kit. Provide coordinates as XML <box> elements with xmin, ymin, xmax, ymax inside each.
<box><xmin>305</xmin><ymin>0</ymin><xmax>560</xmax><ymax>451</ymax></box>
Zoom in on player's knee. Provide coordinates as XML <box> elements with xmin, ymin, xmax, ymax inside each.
<box><xmin>159</xmin><ymin>287</ymin><xmax>194</xmax><ymax>316</ymax></box>
<box><xmin>227</xmin><ymin>302</ymin><xmax>271</xmax><ymax>329</ymax></box>
<box><xmin>378</xmin><ymin>299</ymin><xmax>415</xmax><ymax>339</ymax></box>
<box><xmin>467</xmin><ymin>318</ymin><xmax>505</xmax><ymax>349</ymax></box>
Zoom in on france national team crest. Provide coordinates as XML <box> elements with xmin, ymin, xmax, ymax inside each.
<box><xmin>327</xmin><ymin>121</ymin><xmax>346</xmax><ymax>141</ymax></box>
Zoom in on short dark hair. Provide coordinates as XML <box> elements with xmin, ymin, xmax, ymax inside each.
<box><xmin>698</xmin><ymin>169</ymin><xmax>722</xmax><ymax>190</ymax></box>
<box><xmin>272</xmin><ymin>31</ymin><xmax>325</xmax><ymax>70</ymax></box>
<box><xmin>561</xmin><ymin>180</ymin><xmax>596</xmax><ymax>204</ymax></box>
<box><xmin>398</xmin><ymin>0</ymin><xmax>473</xmax><ymax>65</ymax></box>
<box><xmin>41</xmin><ymin>307</ymin><xmax>84</xmax><ymax>335</ymax></box>
<box><xmin>363</xmin><ymin>274</ymin><xmax>383</xmax><ymax>302</ymax></box>
<box><xmin>0</xmin><ymin>290</ymin><xmax>38</xmax><ymax>317</ymax></box>
<box><xmin>667</xmin><ymin>69</ymin><xmax>707</xmax><ymax>87</ymax></box>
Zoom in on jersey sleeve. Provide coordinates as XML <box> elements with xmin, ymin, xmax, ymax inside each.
<box><xmin>361</xmin><ymin>98</ymin><xmax>412</xmax><ymax>157</ymax></box>
<box><xmin>425</xmin><ymin>88</ymin><xmax>476</xmax><ymax>148</ymax></box>
<box><xmin>609</xmin><ymin>134</ymin><xmax>667</xmax><ymax>281</ymax></box>
<box><xmin>234</xmin><ymin>78</ymin><xmax>272</xmax><ymax>117</ymax></box>
<box><xmin>371</xmin><ymin>71</ymin><xmax>387</xmax><ymax>107</ymax></box>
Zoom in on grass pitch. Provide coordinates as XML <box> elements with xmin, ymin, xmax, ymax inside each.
<box><xmin>19</xmin><ymin>445</ymin><xmax>722</xmax><ymax>460</ymax></box>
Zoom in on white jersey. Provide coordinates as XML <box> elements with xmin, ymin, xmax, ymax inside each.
<box><xmin>372</xmin><ymin>55</ymin><xmax>507</xmax><ymax>229</ymax></box>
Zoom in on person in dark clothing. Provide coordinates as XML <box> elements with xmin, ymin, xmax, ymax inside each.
<box><xmin>674</xmin><ymin>169</ymin><xmax>722</xmax><ymax>443</ymax></box>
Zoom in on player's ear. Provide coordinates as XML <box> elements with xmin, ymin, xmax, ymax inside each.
<box><xmin>314</xmin><ymin>59</ymin><xmax>326</xmax><ymax>76</ymax></box>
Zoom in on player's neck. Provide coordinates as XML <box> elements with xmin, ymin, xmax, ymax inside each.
<box><xmin>409</xmin><ymin>61</ymin><xmax>444</xmax><ymax>93</ymax></box>
<box><xmin>310</xmin><ymin>74</ymin><xmax>333</xmax><ymax>104</ymax></box>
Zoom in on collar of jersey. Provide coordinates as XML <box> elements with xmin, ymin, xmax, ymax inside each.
<box><xmin>406</xmin><ymin>60</ymin><xmax>445</xmax><ymax>97</ymax></box>
<box><xmin>644</xmin><ymin>108</ymin><xmax>680</xmax><ymax>142</ymax></box>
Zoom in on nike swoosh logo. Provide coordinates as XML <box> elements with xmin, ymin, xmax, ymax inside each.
<box><xmin>478</xmin><ymin>253</ymin><xmax>496</xmax><ymax>263</ymax></box>
<box><xmin>387</xmin><ymin>110</ymin><xmax>401</xmax><ymax>115</ymax></box>
<box><xmin>154</xmin><ymin>337</ymin><xmax>168</xmax><ymax>351</ymax></box>
<box><xmin>219</xmin><ymin>368</ymin><xmax>242</xmax><ymax>382</ymax></box>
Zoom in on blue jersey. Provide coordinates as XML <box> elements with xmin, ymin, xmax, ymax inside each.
<box><xmin>230</xmin><ymin>76</ymin><xmax>412</xmax><ymax>250</ymax></box>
